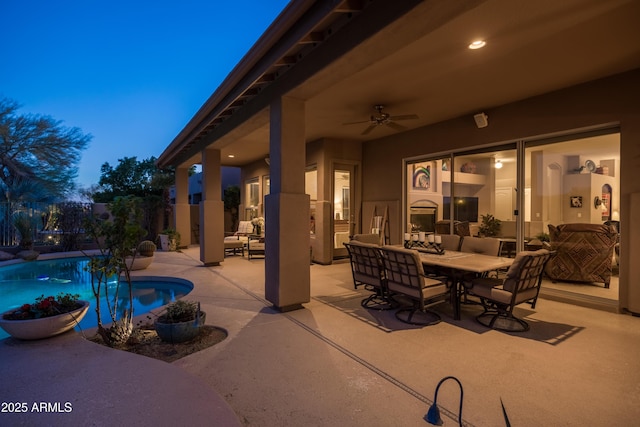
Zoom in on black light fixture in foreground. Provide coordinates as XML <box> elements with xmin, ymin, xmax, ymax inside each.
<box><xmin>425</xmin><ymin>376</ymin><xmax>463</xmax><ymax>426</ymax></box>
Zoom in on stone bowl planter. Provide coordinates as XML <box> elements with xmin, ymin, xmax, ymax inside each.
<box><xmin>125</xmin><ymin>255</ymin><xmax>154</xmax><ymax>270</ymax></box>
<box><xmin>154</xmin><ymin>311</ymin><xmax>206</xmax><ymax>344</ymax></box>
<box><xmin>0</xmin><ymin>300</ymin><xmax>90</xmax><ymax>340</ymax></box>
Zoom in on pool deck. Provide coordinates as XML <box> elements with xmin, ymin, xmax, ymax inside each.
<box><xmin>2</xmin><ymin>247</ymin><xmax>640</xmax><ymax>426</ymax></box>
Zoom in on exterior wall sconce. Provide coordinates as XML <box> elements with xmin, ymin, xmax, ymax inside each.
<box><xmin>473</xmin><ymin>112</ymin><xmax>488</xmax><ymax>128</ymax></box>
<box><xmin>495</xmin><ymin>159</ymin><xmax>503</xmax><ymax>169</ymax></box>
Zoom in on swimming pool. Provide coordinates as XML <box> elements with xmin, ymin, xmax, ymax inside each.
<box><xmin>0</xmin><ymin>256</ymin><xmax>193</xmax><ymax>339</ymax></box>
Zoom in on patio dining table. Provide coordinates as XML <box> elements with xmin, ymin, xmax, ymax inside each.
<box><xmin>417</xmin><ymin>250</ymin><xmax>514</xmax><ymax>320</ymax></box>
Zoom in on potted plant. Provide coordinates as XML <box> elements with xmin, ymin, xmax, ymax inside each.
<box><xmin>478</xmin><ymin>213</ymin><xmax>501</xmax><ymax>237</ymax></box>
<box><xmin>125</xmin><ymin>240</ymin><xmax>156</xmax><ymax>270</ymax></box>
<box><xmin>158</xmin><ymin>228</ymin><xmax>180</xmax><ymax>251</ymax></box>
<box><xmin>251</xmin><ymin>216</ymin><xmax>265</xmax><ymax>236</ymax></box>
<box><xmin>527</xmin><ymin>232</ymin><xmax>550</xmax><ymax>250</ymax></box>
<box><xmin>154</xmin><ymin>300</ymin><xmax>205</xmax><ymax>344</ymax></box>
<box><xmin>535</xmin><ymin>232</ymin><xmax>550</xmax><ymax>243</ymax></box>
<box><xmin>0</xmin><ymin>293</ymin><xmax>89</xmax><ymax>340</ymax></box>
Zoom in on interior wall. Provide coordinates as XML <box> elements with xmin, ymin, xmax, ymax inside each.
<box><xmin>361</xmin><ymin>69</ymin><xmax>640</xmax><ymax>313</ymax></box>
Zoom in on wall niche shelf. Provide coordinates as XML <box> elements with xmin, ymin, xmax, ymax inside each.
<box><xmin>441</xmin><ymin>170</ymin><xmax>486</xmax><ymax>186</ymax></box>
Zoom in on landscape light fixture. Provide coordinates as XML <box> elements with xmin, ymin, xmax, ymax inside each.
<box><xmin>425</xmin><ymin>376</ymin><xmax>464</xmax><ymax>426</ymax></box>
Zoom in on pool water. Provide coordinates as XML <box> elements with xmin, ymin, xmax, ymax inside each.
<box><xmin>0</xmin><ymin>257</ymin><xmax>193</xmax><ymax>339</ymax></box>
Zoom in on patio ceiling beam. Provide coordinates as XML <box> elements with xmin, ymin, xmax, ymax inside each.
<box><xmin>165</xmin><ymin>0</ymin><xmax>423</xmax><ymax>167</ymax></box>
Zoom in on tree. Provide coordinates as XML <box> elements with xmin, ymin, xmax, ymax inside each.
<box><xmin>94</xmin><ymin>156</ymin><xmax>160</xmax><ymax>201</ymax></box>
<box><xmin>93</xmin><ymin>156</ymin><xmax>185</xmax><ymax>201</ymax></box>
<box><xmin>224</xmin><ymin>185</ymin><xmax>240</xmax><ymax>232</ymax></box>
<box><xmin>83</xmin><ymin>196</ymin><xmax>146</xmax><ymax>346</ymax></box>
<box><xmin>0</xmin><ymin>97</ymin><xmax>91</xmax><ymax>201</ymax></box>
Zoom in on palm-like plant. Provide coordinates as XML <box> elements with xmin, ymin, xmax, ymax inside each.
<box><xmin>12</xmin><ymin>211</ymin><xmax>36</xmax><ymax>249</ymax></box>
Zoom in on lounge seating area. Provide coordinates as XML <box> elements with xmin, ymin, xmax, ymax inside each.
<box><xmin>224</xmin><ymin>220</ymin><xmax>265</xmax><ymax>259</ymax></box>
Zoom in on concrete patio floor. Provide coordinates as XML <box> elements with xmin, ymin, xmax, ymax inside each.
<box><xmin>1</xmin><ymin>246</ymin><xmax>639</xmax><ymax>426</ymax></box>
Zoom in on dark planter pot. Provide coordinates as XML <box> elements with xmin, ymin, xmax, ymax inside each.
<box><xmin>154</xmin><ymin>312</ymin><xmax>206</xmax><ymax>343</ymax></box>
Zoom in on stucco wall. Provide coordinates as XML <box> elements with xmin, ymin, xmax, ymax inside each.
<box><xmin>306</xmin><ymin>138</ymin><xmax>362</xmax><ymax>264</ymax></box>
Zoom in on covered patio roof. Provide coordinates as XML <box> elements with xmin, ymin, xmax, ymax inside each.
<box><xmin>158</xmin><ymin>0</ymin><xmax>640</xmax><ymax>169</ymax></box>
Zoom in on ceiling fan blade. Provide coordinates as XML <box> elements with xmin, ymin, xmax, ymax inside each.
<box><xmin>342</xmin><ymin>120</ymin><xmax>371</xmax><ymax>125</ymax></box>
<box><xmin>386</xmin><ymin>122</ymin><xmax>407</xmax><ymax>132</ymax></box>
<box><xmin>361</xmin><ymin>124</ymin><xmax>377</xmax><ymax>135</ymax></box>
<box><xmin>389</xmin><ymin>114</ymin><xmax>419</xmax><ymax>121</ymax></box>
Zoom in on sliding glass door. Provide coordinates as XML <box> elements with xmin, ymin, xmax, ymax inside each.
<box><xmin>333</xmin><ymin>163</ymin><xmax>355</xmax><ymax>258</ymax></box>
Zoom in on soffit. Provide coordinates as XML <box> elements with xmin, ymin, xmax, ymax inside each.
<box><xmin>165</xmin><ymin>0</ymin><xmax>640</xmax><ymax>168</ymax></box>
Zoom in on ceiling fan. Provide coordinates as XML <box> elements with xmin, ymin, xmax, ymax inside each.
<box><xmin>343</xmin><ymin>104</ymin><xmax>419</xmax><ymax>135</ymax></box>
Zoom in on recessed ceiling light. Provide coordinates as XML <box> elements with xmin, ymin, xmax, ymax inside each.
<box><xmin>228</xmin><ymin>154</ymin><xmax>235</xmax><ymax>158</ymax></box>
<box><xmin>468</xmin><ymin>40</ymin><xmax>486</xmax><ymax>50</ymax></box>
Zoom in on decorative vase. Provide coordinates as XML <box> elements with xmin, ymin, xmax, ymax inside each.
<box><xmin>158</xmin><ymin>234</ymin><xmax>169</xmax><ymax>251</ymax></box>
<box><xmin>0</xmin><ymin>301</ymin><xmax>90</xmax><ymax>340</ymax></box>
<box><xmin>154</xmin><ymin>311</ymin><xmax>206</xmax><ymax>344</ymax></box>
<box><xmin>255</xmin><ymin>225</ymin><xmax>262</xmax><ymax>236</ymax></box>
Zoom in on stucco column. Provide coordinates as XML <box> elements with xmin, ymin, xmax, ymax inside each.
<box><xmin>174</xmin><ymin>166</ymin><xmax>191</xmax><ymax>247</ymax></box>
<box><xmin>265</xmin><ymin>96</ymin><xmax>310</xmax><ymax>311</ymax></box>
<box><xmin>200</xmin><ymin>147</ymin><xmax>224</xmax><ymax>266</ymax></box>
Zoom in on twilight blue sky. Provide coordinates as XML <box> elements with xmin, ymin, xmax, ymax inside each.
<box><xmin>1</xmin><ymin>0</ymin><xmax>289</xmax><ymax>191</ymax></box>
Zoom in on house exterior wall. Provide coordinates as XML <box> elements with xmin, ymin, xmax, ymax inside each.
<box><xmin>306</xmin><ymin>138</ymin><xmax>362</xmax><ymax>264</ymax></box>
<box><xmin>361</xmin><ymin>69</ymin><xmax>640</xmax><ymax>314</ymax></box>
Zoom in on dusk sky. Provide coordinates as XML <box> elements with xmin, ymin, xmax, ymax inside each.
<box><xmin>1</xmin><ymin>0</ymin><xmax>289</xmax><ymax>191</ymax></box>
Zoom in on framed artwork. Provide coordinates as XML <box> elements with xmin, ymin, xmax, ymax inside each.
<box><xmin>412</xmin><ymin>162</ymin><xmax>435</xmax><ymax>191</ymax></box>
<box><xmin>570</xmin><ymin>196</ymin><xmax>582</xmax><ymax>208</ymax></box>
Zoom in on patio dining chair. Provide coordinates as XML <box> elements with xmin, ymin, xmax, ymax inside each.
<box><xmin>467</xmin><ymin>249</ymin><xmax>552</xmax><ymax>332</ymax></box>
<box><xmin>460</xmin><ymin>236</ymin><xmax>502</xmax><ymax>282</ymax></box>
<box><xmin>438</xmin><ymin>234</ymin><xmax>462</xmax><ymax>251</ymax></box>
<box><xmin>378</xmin><ymin>245</ymin><xmax>449</xmax><ymax>325</ymax></box>
<box><xmin>343</xmin><ymin>241</ymin><xmax>393</xmax><ymax>310</ymax></box>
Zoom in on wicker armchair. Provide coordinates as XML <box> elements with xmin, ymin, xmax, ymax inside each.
<box><xmin>545</xmin><ymin>223</ymin><xmax>617</xmax><ymax>288</ymax></box>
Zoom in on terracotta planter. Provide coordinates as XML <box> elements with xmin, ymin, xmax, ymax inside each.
<box><xmin>0</xmin><ymin>300</ymin><xmax>90</xmax><ymax>340</ymax></box>
<box><xmin>154</xmin><ymin>311</ymin><xmax>206</xmax><ymax>343</ymax></box>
